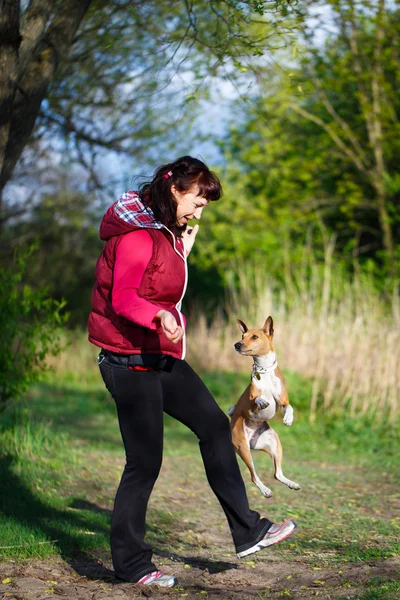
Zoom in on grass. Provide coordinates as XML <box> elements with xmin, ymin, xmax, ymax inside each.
<box><xmin>360</xmin><ymin>578</ymin><xmax>400</xmax><ymax>599</ymax></box>
<box><xmin>0</xmin><ymin>367</ymin><xmax>399</xmax><ymax>597</ymax></box>
<box><xmin>185</xmin><ymin>257</ymin><xmax>400</xmax><ymax>423</ymax></box>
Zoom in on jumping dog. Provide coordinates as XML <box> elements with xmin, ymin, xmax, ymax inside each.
<box><xmin>228</xmin><ymin>316</ymin><xmax>300</xmax><ymax>498</ymax></box>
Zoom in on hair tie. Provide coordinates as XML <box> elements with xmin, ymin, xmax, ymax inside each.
<box><xmin>164</xmin><ymin>171</ymin><xmax>173</xmax><ymax>180</ymax></box>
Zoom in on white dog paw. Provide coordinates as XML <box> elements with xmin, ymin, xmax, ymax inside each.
<box><xmin>282</xmin><ymin>406</ymin><xmax>294</xmax><ymax>426</ymax></box>
<box><xmin>254</xmin><ymin>478</ymin><xmax>273</xmax><ymax>498</ymax></box>
<box><xmin>287</xmin><ymin>480</ymin><xmax>300</xmax><ymax>490</ymax></box>
<box><xmin>276</xmin><ymin>475</ymin><xmax>300</xmax><ymax>490</ymax></box>
<box><xmin>261</xmin><ymin>486</ymin><xmax>273</xmax><ymax>498</ymax></box>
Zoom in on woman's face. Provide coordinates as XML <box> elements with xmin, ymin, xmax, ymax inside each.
<box><xmin>172</xmin><ymin>184</ymin><xmax>209</xmax><ymax>226</ymax></box>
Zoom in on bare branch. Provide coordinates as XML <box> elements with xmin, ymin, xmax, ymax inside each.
<box><xmin>309</xmin><ymin>74</ymin><xmax>370</xmax><ymax>171</ymax></box>
<box><xmin>370</xmin><ymin>0</ymin><xmax>385</xmax><ymax>177</ymax></box>
<box><xmin>41</xmin><ymin>111</ymin><xmax>130</xmax><ymax>152</ymax></box>
<box><xmin>290</xmin><ymin>102</ymin><xmax>369</xmax><ymax>177</ymax></box>
<box><xmin>347</xmin><ymin>1</ymin><xmax>375</xmax><ymax>145</ymax></box>
<box><xmin>75</xmin><ymin>140</ymin><xmax>102</xmax><ymax>191</ymax></box>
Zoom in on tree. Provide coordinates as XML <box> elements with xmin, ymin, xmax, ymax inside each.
<box><xmin>2</xmin><ymin>184</ymin><xmax>104</xmax><ymax>326</ymax></box>
<box><xmin>289</xmin><ymin>0</ymin><xmax>400</xmax><ymax>267</ymax></box>
<box><xmin>0</xmin><ymin>0</ymin><xmax>298</xmax><ymax>223</ymax></box>
<box><xmin>0</xmin><ymin>0</ymin><xmax>91</xmax><ymax>210</ymax></box>
<box><xmin>0</xmin><ymin>247</ymin><xmax>67</xmax><ymax>412</ymax></box>
<box><xmin>201</xmin><ymin>0</ymin><xmax>400</xmax><ymax>282</ymax></box>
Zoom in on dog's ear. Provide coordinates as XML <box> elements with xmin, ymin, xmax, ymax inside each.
<box><xmin>237</xmin><ymin>319</ymin><xmax>248</xmax><ymax>334</ymax></box>
<box><xmin>263</xmin><ymin>316</ymin><xmax>274</xmax><ymax>337</ymax></box>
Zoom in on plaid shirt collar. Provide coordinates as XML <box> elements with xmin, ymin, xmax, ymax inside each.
<box><xmin>114</xmin><ymin>191</ymin><xmax>163</xmax><ymax>230</ymax></box>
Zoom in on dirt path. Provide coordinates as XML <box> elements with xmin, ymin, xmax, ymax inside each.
<box><xmin>1</xmin><ymin>553</ymin><xmax>399</xmax><ymax>599</ymax></box>
<box><xmin>1</xmin><ymin>452</ymin><xmax>399</xmax><ymax>599</ymax></box>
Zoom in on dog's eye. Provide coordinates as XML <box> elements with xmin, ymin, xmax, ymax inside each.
<box><xmin>252</xmin><ymin>335</ymin><xmax>258</xmax><ymax>340</ymax></box>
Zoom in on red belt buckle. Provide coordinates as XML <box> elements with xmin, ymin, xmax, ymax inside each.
<box><xmin>128</xmin><ymin>365</ymin><xmax>154</xmax><ymax>371</ymax></box>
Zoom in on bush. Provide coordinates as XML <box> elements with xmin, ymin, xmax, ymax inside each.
<box><xmin>0</xmin><ymin>247</ymin><xmax>68</xmax><ymax>413</ymax></box>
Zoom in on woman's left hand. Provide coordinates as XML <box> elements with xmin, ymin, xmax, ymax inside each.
<box><xmin>155</xmin><ymin>310</ymin><xmax>184</xmax><ymax>343</ymax></box>
<box><xmin>182</xmin><ymin>224</ymin><xmax>199</xmax><ymax>256</ymax></box>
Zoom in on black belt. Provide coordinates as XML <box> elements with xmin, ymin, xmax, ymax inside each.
<box><xmin>98</xmin><ymin>349</ymin><xmax>176</xmax><ymax>372</ymax></box>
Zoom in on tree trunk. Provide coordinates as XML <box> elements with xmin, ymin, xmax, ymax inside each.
<box><xmin>374</xmin><ymin>177</ymin><xmax>394</xmax><ymax>260</ymax></box>
<box><xmin>0</xmin><ymin>0</ymin><xmax>21</xmax><ymax>218</ymax></box>
<box><xmin>369</xmin><ymin>0</ymin><xmax>394</xmax><ymax>260</ymax></box>
<box><xmin>0</xmin><ymin>0</ymin><xmax>92</xmax><ymax>213</ymax></box>
<box><xmin>347</xmin><ymin>0</ymin><xmax>394</xmax><ymax>261</ymax></box>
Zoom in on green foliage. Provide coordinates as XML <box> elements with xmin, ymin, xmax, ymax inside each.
<box><xmin>187</xmin><ymin>0</ymin><xmax>400</xmax><ymax>305</ymax></box>
<box><xmin>4</xmin><ymin>1</ymin><xmax>400</xmax><ymax>325</ymax></box>
<box><xmin>11</xmin><ymin>0</ymin><xmax>299</xmax><ymax>190</ymax></box>
<box><xmin>0</xmin><ymin>368</ymin><xmax>398</xmax><ymax>572</ymax></box>
<box><xmin>0</xmin><ymin>248</ymin><xmax>68</xmax><ymax>412</ymax></box>
<box><xmin>2</xmin><ymin>187</ymin><xmax>103</xmax><ymax>326</ymax></box>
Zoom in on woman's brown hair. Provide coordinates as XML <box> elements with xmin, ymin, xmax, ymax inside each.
<box><xmin>139</xmin><ymin>155</ymin><xmax>222</xmax><ymax>235</ymax></box>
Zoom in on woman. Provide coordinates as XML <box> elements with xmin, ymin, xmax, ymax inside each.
<box><xmin>88</xmin><ymin>156</ymin><xmax>297</xmax><ymax>588</ymax></box>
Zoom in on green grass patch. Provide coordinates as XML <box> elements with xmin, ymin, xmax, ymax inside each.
<box><xmin>356</xmin><ymin>577</ymin><xmax>400</xmax><ymax>600</ymax></box>
<box><xmin>0</xmin><ymin>367</ymin><xmax>399</xmax><ymax>575</ymax></box>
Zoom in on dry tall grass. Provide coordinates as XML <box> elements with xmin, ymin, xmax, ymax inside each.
<box><xmin>47</xmin><ymin>254</ymin><xmax>400</xmax><ymax>422</ymax></box>
<box><xmin>187</xmin><ymin>257</ymin><xmax>400</xmax><ymax>422</ymax></box>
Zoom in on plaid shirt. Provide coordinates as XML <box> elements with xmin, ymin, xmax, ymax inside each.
<box><xmin>114</xmin><ymin>191</ymin><xmax>163</xmax><ymax>230</ymax></box>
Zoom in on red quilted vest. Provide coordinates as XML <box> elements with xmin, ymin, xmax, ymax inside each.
<box><xmin>88</xmin><ymin>203</ymin><xmax>187</xmax><ymax>359</ymax></box>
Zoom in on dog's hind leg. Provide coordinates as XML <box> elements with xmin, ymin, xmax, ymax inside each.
<box><xmin>253</xmin><ymin>427</ymin><xmax>300</xmax><ymax>490</ymax></box>
<box><xmin>231</xmin><ymin>418</ymin><xmax>273</xmax><ymax>498</ymax></box>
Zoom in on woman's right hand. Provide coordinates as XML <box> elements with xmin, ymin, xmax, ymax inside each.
<box><xmin>155</xmin><ymin>310</ymin><xmax>184</xmax><ymax>343</ymax></box>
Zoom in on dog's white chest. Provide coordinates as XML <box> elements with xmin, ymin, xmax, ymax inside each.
<box><xmin>250</xmin><ymin>372</ymin><xmax>282</xmax><ymax>421</ymax></box>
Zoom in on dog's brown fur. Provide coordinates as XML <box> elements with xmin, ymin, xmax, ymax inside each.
<box><xmin>228</xmin><ymin>316</ymin><xmax>300</xmax><ymax>498</ymax></box>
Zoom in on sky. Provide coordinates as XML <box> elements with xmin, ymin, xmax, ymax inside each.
<box><xmin>92</xmin><ymin>75</ymin><xmax>242</xmax><ymax>198</ymax></box>
<box><xmin>4</xmin><ymin>1</ymin><xmax>335</xmax><ymax>209</ymax></box>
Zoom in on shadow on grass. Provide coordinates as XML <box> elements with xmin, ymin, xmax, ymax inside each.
<box><xmin>28</xmin><ymin>384</ymin><xmax>121</xmax><ymax>448</ymax></box>
<box><xmin>69</xmin><ymin>498</ymin><xmax>113</xmax><ymax>516</ymax></box>
<box><xmin>0</xmin><ymin>454</ymin><xmax>238</xmax><ymax>579</ymax></box>
<box><xmin>30</xmin><ymin>384</ymin><xmax>200</xmax><ymax>451</ymax></box>
<box><xmin>0</xmin><ymin>454</ymin><xmax>110</xmax><ymax>564</ymax></box>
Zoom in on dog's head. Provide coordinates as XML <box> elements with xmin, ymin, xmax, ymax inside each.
<box><xmin>234</xmin><ymin>316</ymin><xmax>274</xmax><ymax>357</ymax></box>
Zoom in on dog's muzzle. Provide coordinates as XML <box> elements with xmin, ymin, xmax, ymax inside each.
<box><xmin>234</xmin><ymin>342</ymin><xmax>242</xmax><ymax>352</ymax></box>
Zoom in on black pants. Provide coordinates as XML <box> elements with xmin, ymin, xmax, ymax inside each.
<box><xmin>99</xmin><ymin>354</ymin><xmax>272</xmax><ymax>582</ymax></box>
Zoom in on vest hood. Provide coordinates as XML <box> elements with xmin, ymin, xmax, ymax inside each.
<box><xmin>99</xmin><ymin>191</ymin><xmax>163</xmax><ymax>241</ymax></box>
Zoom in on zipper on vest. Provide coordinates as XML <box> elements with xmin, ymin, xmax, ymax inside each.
<box><xmin>162</xmin><ymin>226</ymin><xmax>188</xmax><ymax>360</ymax></box>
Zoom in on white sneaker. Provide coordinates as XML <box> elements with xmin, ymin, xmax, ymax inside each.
<box><xmin>237</xmin><ymin>519</ymin><xmax>297</xmax><ymax>558</ymax></box>
<box><xmin>136</xmin><ymin>570</ymin><xmax>178</xmax><ymax>587</ymax></box>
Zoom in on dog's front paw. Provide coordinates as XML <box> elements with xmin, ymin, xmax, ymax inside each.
<box><xmin>282</xmin><ymin>405</ymin><xmax>294</xmax><ymax>426</ymax></box>
<box><xmin>255</xmin><ymin>397</ymin><xmax>270</xmax><ymax>410</ymax></box>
